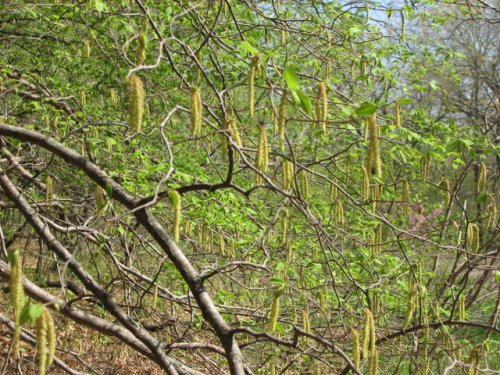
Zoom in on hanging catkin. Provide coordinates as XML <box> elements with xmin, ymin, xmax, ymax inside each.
<box><xmin>136</xmin><ymin>31</ymin><xmax>147</xmax><ymax>64</ymax></box>
<box><xmin>302</xmin><ymin>310</ymin><xmax>311</xmax><ymax>333</ymax></box>
<box><xmin>280</xmin><ymin>29</ymin><xmax>287</xmax><ymax>46</ymax></box>
<box><xmin>36</xmin><ymin>307</ymin><xmax>56</xmax><ymax>375</ymax></box>
<box><xmin>362</xmin><ymin>166</ymin><xmax>370</xmax><ymax>201</ymax></box>
<box><xmin>127</xmin><ymin>75</ymin><xmax>145</xmax><ymax>133</ymax></box>
<box><xmin>351</xmin><ymin>327</ymin><xmax>360</xmax><ymax>369</ymax></box>
<box><xmin>256</xmin><ymin>123</ymin><xmax>269</xmax><ymax>184</ymax></box>
<box><xmin>248</xmin><ymin>55</ymin><xmax>260</xmax><ymax>117</ymax></box>
<box><xmin>224</xmin><ymin>116</ymin><xmax>242</xmax><ymax>148</ymax></box>
<box><xmin>466</xmin><ymin>223</ymin><xmax>480</xmax><ymax>252</ymax></box>
<box><xmin>402</xmin><ymin>179</ymin><xmax>410</xmax><ymax>215</ymax></box>
<box><xmin>191</xmin><ymin>87</ymin><xmax>202</xmax><ymax>136</ymax></box>
<box><xmin>80</xmin><ymin>91</ymin><xmax>86</xmax><ymax>108</ymax></box>
<box><xmin>440</xmin><ymin>177</ymin><xmax>451</xmax><ymax>207</ymax></box>
<box><xmin>362</xmin><ymin>308</ymin><xmax>376</xmax><ymax>359</ymax></box>
<box><xmin>315</xmin><ymin>81</ymin><xmax>328</xmax><ymax>131</ymax></box>
<box><xmin>458</xmin><ymin>295</ymin><xmax>466</xmax><ymax>321</ymax></box>
<box><xmin>335</xmin><ymin>199</ymin><xmax>345</xmax><ymax>225</ymax></box>
<box><xmin>169</xmin><ymin>190</ymin><xmax>181</xmax><ymax>242</ymax></box>
<box><xmin>283</xmin><ymin>160</ymin><xmax>294</xmax><ymax>190</ymax></box>
<box><xmin>110</xmin><ymin>88</ymin><xmax>119</xmax><ymax>107</ymax></box>
<box><xmin>395</xmin><ymin>100</ymin><xmax>401</xmax><ymax>128</ymax></box>
<box><xmin>420</xmin><ymin>154</ymin><xmax>431</xmax><ymax>180</ymax></box>
<box><xmin>404</xmin><ymin>270</ymin><xmax>417</xmax><ymax>328</ymax></box>
<box><xmin>83</xmin><ymin>39</ymin><xmax>91</xmax><ymax>58</ymax></box>
<box><xmin>365</xmin><ymin>113</ymin><xmax>382</xmax><ymax>178</ymax></box>
<box><xmin>268</xmin><ymin>295</ymin><xmax>280</xmax><ymax>333</ymax></box>
<box><xmin>45</xmin><ymin>175</ymin><xmax>53</xmax><ymax>203</ymax></box>
<box><xmin>95</xmin><ymin>184</ymin><xmax>106</xmax><ymax>211</ymax></box>
<box><xmin>298</xmin><ymin>170</ymin><xmax>309</xmax><ymax>201</ymax></box>
<box><xmin>281</xmin><ymin>210</ymin><xmax>288</xmax><ymax>245</ymax></box>
<box><xmin>278</xmin><ymin>90</ymin><xmax>287</xmax><ymax>150</ymax></box>
<box><xmin>486</xmin><ymin>194</ymin><xmax>497</xmax><ymax>229</ymax></box>
<box><xmin>9</xmin><ymin>249</ymin><xmax>24</xmax><ymax>360</ymax></box>
<box><xmin>477</xmin><ymin>162</ymin><xmax>486</xmax><ymax>194</ymax></box>
<box><xmin>371</xmin><ymin>183</ymin><xmax>381</xmax><ymax>213</ymax></box>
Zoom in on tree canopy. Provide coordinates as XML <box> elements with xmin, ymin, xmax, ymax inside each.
<box><xmin>0</xmin><ymin>1</ymin><xmax>498</xmax><ymax>374</ymax></box>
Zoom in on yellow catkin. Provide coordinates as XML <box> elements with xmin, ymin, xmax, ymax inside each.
<box><xmin>367</xmin><ymin>309</ymin><xmax>378</xmax><ymax>375</ymax></box>
<box><xmin>402</xmin><ymin>179</ymin><xmax>410</xmax><ymax>215</ymax></box>
<box><xmin>362</xmin><ymin>308</ymin><xmax>371</xmax><ymax>358</ymax></box>
<box><xmin>315</xmin><ymin>81</ymin><xmax>328</xmax><ymax>131</ymax></box>
<box><xmin>371</xmin><ymin>183</ymin><xmax>381</xmax><ymax>213</ymax></box>
<box><xmin>395</xmin><ymin>100</ymin><xmax>401</xmax><ymax>128</ymax></box>
<box><xmin>281</xmin><ymin>211</ymin><xmax>288</xmax><ymax>245</ymax></box>
<box><xmin>44</xmin><ymin>308</ymin><xmax>56</xmax><ymax>368</ymax></box>
<box><xmin>136</xmin><ymin>31</ymin><xmax>147</xmax><ymax>64</ymax></box>
<box><xmin>458</xmin><ymin>295</ymin><xmax>466</xmax><ymax>320</ymax></box>
<box><xmin>467</xmin><ymin>223</ymin><xmax>480</xmax><ymax>252</ymax></box>
<box><xmin>467</xmin><ymin>347</ymin><xmax>480</xmax><ymax>375</ymax></box>
<box><xmin>302</xmin><ymin>310</ymin><xmax>311</xmax><ymax>333</ymax></box>
<box><xmin>278</xmin><ymin>90</ymin><xmax>287</xmax><ymax>150</ymax></box>
<box><xmin>184</xmin><ymin>220</ymin><xmax>192</xmax><ymax>237</ymax></box>
<box><xmin>219</xmin><ymin>233</ymin><xmax>225</xmax><ymax>255</ymax></box>
<box><xmin>36</xmin><ymin>310</ymin><xmax>48</xmax><ymax>375</ymax></box>
<box><xmin>45</xmin><ymin>175</ymin><xmax>53</xmax><ymax>203</ymax></box>
<box><xmin>351</xmin><ymin>327</ymin><xmax>360</xmax><ymax>369</ymax></box>
<box><xmin>298</xmin><ymin>170</ymin><xmax>309</xmax><ymax>201</ymax></box>
<box><xmin>95</xmin><ymin>184</ymin><xmax>106</xmax><ymax>211</ymax></box>
<box><xmin>365</xmin><ymin>113</ymin><xmax>382</xmax><ymax>178</ymax></box>
<box><xmin>224</xmin><ymin>116</ymin><xmax>242</xmax><ymax>148</ymax></box>
<box><xmin>362</xmin><ymin>166</ymin><xmax>370</xmax><ymax>201</ymax></box>
<box><xmin>440</xmin><ymin>177</ymin><xmax>451</xmax><ymax>207</ymax></box>
<box><xmin>249</xmin><ymin>55</ymin><xmax>260</xmax><ymax>118</ymax></box>
<box><xmin>110</xmin><ymin>88</ymin><xmax>119</xmax><ymax>107</ymax></box>
<box><xmin>80</xmin><ymin>91</ymin><xmax>86</xmax><ymax>108</ymax></box>
<box><xmin>169</xmin><ymin>190</ymin><xmax>181</xmax><ymax>242</ymax></box>
<box><xmin>280</xmin><ymin>29</ymin><xmax>287</xmax><ymax>46</ymax></box>
<box><xmin>127</xmin><ymin>75</ymin><xmax>145</xmax><ymax>133</ymax></box>
<box><xmin>420</xmin><ymin>154</ymin><xmax>431</xmax><ymax>180</ymax></box>
<box><xmin>9</xmin><ymin>249</ymin><xmax>24</xmax><ymax>360</ymax></box>
<box><xmin>404</xmin><ymin>271</ymin><xmax>417</xmax><ymax>328</ymax></box>
<box><xmin>283</xmin><ymin>160</ymin><xmax>294</xmax><ymax>191</ymax></box>
<box><xmin>152</xmin><ymin>285</ymin><xmax>158</xmax><ymax>308</ymax></box>
<box><xmin>360</xmin><ymin>55</ymin><xmax>367</xmax><ymax>77</ymax></box>
<box><xmin>368</xmin><ymin>347</ymin><xmax>379</xmax><ymax>375</ymax></box>
<box><xmin>83</xmin><ymin>39</ymin><xmax>91</xmax><ymax>58</ymax></box>
<box><xmin>190</xmin><ymin>87</ymin><xmax>202</xmax><ymax>136</ymax></box>
<box><xmin>271</xmin><ymin>110</ymin><xmax>278</xmax><ymax>134</ymax></box>
<box><xmin>268</xmin><ymin>296</ymin><xmax>280</xmax><ymax>333</ymax></box>
<box><xmin>477</xmin><ymin>162</ymin><xmax>486</xmax><ymax>194</ymax></box>
<box><xmin>256</xmin><ymin>124</ymin><xmax>269</xmax><ymax>184</ymax></box>
<box><xmin>486</xmin><ymin>195</ymin><xmax>497</xmax><ymax>229</ymax></box>
<box><xmin>325</xmin><ymin>61</ymin><xmax>331</xmax><ymax>81</ymax></box>
<box><xmin>336</xmin><ymin>199</ymin><xmax>345</xmax><ymax>225</ymax></box>
<box><xmin>330</xmin><ymin>182</ymin><xmax>338</xmax><ymax>202</ymax></box>
<box><xmin>372</xmin><ymin>224</ymin><xmax>382</xmax><ymax>255</ymax></box>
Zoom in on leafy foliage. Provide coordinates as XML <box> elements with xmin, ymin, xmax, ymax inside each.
<box><xmin>0</xmin><ymin>1</ymin><xmax>498</xmax><ymax>374</ymax></box>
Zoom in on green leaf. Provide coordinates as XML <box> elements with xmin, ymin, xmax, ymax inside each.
<box><xmin>93</xmin><ymin>0</ymin><xmax>105</xmax><ymax>12</ymax></box>
<box><xmin>20</xmin><ymin>303</ymin><xmax>43</xmax><ymax>326</ymax></box>
<box><xmin>294</xmin><ymin>89</ymin><xmax>312</xmax><ymax>114</ymax></box>
<box><xmin>283</xmin><ymin>66</ymin><xmax>299</xmax><ymax>90</ymax></box>
<box><xmin>354</xmin><ymin>102</ymin><xmax>377</xmax><ymax>116</ymax></box>
<box><xmin>241</xmin><ymin>41</ymin><xmax>259</xmax><ymax>55</ymax></box>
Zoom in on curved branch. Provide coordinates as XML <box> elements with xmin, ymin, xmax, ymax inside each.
<box><xmin>0</xmin><ymin>122</ymin><xmax>246</xmax><ymax>375</ymax></box>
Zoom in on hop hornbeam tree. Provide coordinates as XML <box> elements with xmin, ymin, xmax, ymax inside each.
<box><xmin>0</xmin><ymin>1</ymin><xmax>498</xmax><ymax>374</ymax></box>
